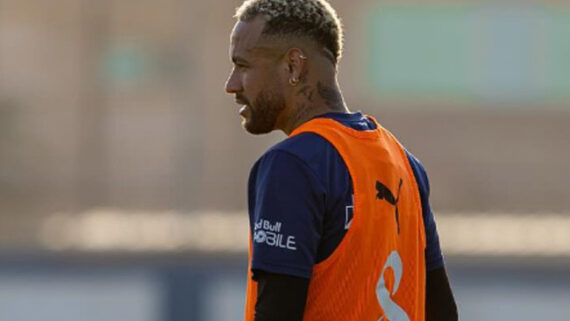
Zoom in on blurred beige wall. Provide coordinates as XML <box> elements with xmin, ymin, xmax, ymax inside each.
<box><xmin>1</xmin><ymin>0</ymin><xmax>569</xmax><ymax>231</ymax></box>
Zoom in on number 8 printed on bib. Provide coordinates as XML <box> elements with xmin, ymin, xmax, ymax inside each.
<box><xmin>376</xmin><ymin>250</ymin><xmax>410</xmax><ymax>321</ymax></box>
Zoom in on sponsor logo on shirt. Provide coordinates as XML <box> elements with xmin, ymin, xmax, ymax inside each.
<box><xmin>253</xmin><ymin>219</ymin><xmax>297</xmax><ymax>251</ymax></box>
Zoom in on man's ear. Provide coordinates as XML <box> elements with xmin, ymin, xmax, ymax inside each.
<box><xmin>284</xmin><ymin>48</ymin><xmax>307</xmax><ymax>86</ymax></box>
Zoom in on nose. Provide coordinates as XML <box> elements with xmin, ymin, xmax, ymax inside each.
<box><xmin>225</xmin><ymin>68</ymin><xmax>241</xmax><ymax>94</ymax></box>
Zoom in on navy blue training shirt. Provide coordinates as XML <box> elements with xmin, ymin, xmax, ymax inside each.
<box><xmin>248</xmin><ymin>112</ymin><xmax>444</xmax><ymax>279</ymax></box>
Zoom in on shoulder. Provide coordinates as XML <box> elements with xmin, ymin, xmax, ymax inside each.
<box><xmin>271</xmin><ymin>132</ymin><xmax>333</xmax><ymax>160</ymax></box>
<box><xmin>404</xmin><ymin>150</ymin><xmax>430</xmax><ymax>195</ymax></box>
<box><xmin>257</xmin><ymin>132</ymin><xmax>338</xmax><ymax>173</ymax></box>
<box><xmin>249</xmin><ymin>132</ymin><xmax>347</xmax><ymax>196</ymax></box>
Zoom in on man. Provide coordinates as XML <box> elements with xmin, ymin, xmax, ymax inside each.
<box><xmin>225</xmin><ymin>1</ymin><xmax>458</xmax><ymax>320</ymax></box>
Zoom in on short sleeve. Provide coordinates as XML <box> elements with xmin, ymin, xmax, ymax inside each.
<box><xmin>406</xmin><ymin>151</ymin><xmax>445</xmax><ymax>271</ymax></box>
<box><xmin>249</xmin><ymin>150</ymin><xmax>326</xmax><ymax>279</ymax></box>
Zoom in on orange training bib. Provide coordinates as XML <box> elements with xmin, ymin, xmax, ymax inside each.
<box><xmin>244</xmin><ymin>116</ymin><xmax>426</xmax><ymax>321</ymax></box>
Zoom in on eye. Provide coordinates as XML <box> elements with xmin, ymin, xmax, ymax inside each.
<box><xmin>235</xmin><ymin>63</ymin><xmax>249</xmax><ymax>70</ymax></box>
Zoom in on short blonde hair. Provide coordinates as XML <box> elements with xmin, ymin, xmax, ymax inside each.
<box><xmin>235</xmin><ymin>0</ymin><xmax>344</xmax><ymax>64</ymax></box>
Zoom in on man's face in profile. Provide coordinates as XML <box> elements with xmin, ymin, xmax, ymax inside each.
<box><xmin>225</xmin><ymin>16</ymin><xmax>287</xmax><ymax>135</ymax></box>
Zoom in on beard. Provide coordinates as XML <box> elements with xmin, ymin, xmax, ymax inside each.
<box><xmin>242</xmin><ymin>89</ymin><xmax>286</xmax><ymax>135</ymax></box>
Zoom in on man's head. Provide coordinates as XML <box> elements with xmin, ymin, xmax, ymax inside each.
<box><xmin>225</xmin><ymin>0</ymin><xmax>343</xmax><ymax>134</ymax></box>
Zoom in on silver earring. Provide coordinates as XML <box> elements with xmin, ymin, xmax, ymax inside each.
<box><xmin>289</xmin><ymin>78</ymin><xmax>299</xmax><ymax>86</ymax></box>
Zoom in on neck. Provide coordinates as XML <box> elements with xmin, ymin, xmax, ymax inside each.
<box><xmin>280</xmin><ymin>79</ymin><xmax>349</xmax><ymax>135</ymax></box>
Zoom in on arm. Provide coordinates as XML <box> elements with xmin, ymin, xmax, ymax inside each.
<box><xmin>405</xmin><ymin>151</ymin><xmax>458</xmax><ymax>320</ymax></box>
<box><xmin>249</xmin><ymin>148</ymin><xmax>325</xmax><ymax>320</ymax></box>
<box><xmin>426</xmin><ymin>266</ymin><xmax>458</xmax><ymax>321</ymax></box>
<box><xmin>253</xmin><ymin>270</ymin><xmax>310</xmax><ymax>321</ymax></box>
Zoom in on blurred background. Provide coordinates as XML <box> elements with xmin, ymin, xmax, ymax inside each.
<box><xmin>0</xmin><ymin>0</ymin><xmax>569</xmax><ymax>320</ymax></box>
